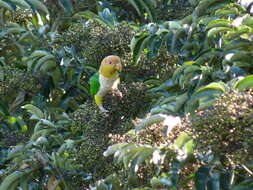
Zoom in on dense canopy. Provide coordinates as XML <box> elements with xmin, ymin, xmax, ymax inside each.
<box><xmin>1</xmin><ymin>0</ymin><xmax>253</xmax><ymax>189</ymax></box>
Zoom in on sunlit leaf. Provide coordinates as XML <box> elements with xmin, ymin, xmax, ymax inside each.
<box><xmin>22</xmin><ymin>104</ymin><xmax>44</xmax><ymax>119</ymax></box>
<box><xmin>174</xmin><ymin>132</ymin><xmax>192</xmax><ymax>149</ymax></box>
<box><xmin>233</xmin><ymin>75</ymin><xmax>253</xmax><ymax>91</ymax></box>
<box><xmin>103</xmin><ymin>143</ymin><xmax>129</xmax><ymax>157</ymax></box>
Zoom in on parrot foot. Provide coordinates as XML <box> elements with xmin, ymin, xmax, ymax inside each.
<box><xmin>99</xmin><ymin>106</ymin><xmax>109</xmax><ymax>117</ymax></box>
<box><xmin>112</xmin><ymin>90</ymin><xmax>123</xmax><ymax>98</ymax></box>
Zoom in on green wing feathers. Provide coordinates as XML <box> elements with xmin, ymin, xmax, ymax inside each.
<box><xmin>89</xmin><ymin>72</ymin><xmax>100</xmax><ymax>96</ymax></box>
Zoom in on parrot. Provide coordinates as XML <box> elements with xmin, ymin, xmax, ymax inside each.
<box><xmin>89</xmin><ymin>55</ymin><xmax>123</xmax><ymax>114</ymax></box>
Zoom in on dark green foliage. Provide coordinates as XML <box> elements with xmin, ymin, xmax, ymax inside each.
<box><xmin>130</xmin><ymin>0</ymin><xmax>253</xmax><ymax>113</ymax></box>
<box><xmin>69</xmin><ymin>82</ymin><xmax>150</xmax><ymax>185</ymax></box>
<box><xmin>110</xmin><ymin>115</ymin><xmax>188</xmax><ymax>146</ymax></box>
<box><xmin>1</xmin><ymin>0</ymin><xmax>253</xmax><ymax>189</ymax></box>
<box><xmin>52</xmin><ymin>21</ymin><xmax>96</xmax><ymax>52</ymax></box>
<box><xmin>82</xmin><ymin>22</ymin><xmax>134</xmax><ymax>67</ymax></box>
<box><xmin>108</xmin><ymin>115</ymin><xmax>198</xmax><ymax>188</ymax></box>
<box><xmin>53</xmin><ymin>20</ymin><xmax>134</xmax><ymax>65</ymax></box>
<box><xmin>54</xmin><ymin>20</ymin><xmax>176</xmax><ymax>83</ymax></box>
<box><xmin>124</xmin><ymin>48</ymin><xmax>178</xmax><ymax>81</ymax></box>
<box><xmin>7</xmin><ymin>9</ymin><xmax>32</xmax><ymax>25</ymax></box>
<box><xmin>0</xmin><ymin>129</ymin><xmax>29</xmax><ymax>147</ymax></box>
<box><xmin>0</xmin><ymin>104</ymin><xmax>86</xmax><ymax>189</ymax></box>
<box><xmin>0</xmin><ymin>66</ymin><xmax>41</xmax><ymax>95</ymax></box>
<box><xmin>192</xmin><ymin>90</ymin><xmax>253</xmax><ymax>164</ymax></box>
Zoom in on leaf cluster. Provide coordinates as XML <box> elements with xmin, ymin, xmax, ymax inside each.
<box><xmin>192</xmin><ymin>90</ymin><xmax>253</xmax><ymax>164</ymax></box>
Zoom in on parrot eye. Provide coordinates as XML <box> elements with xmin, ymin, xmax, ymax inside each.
<box><xmin>109</xmin><ymin>61</ymin><xmax>112</xmax><ymax>64</ymax></box>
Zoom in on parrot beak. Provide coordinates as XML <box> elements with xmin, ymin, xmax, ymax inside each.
<box><xmin>116</xmin><ymin>62</ymin><xmax>122</xmax><ymax>71</ymax></box>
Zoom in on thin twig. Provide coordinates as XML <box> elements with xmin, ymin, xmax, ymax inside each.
<box><xmin>241</xmin><ymin>164</ymin><xmax>253</xmax><ymax>176</ymax></box>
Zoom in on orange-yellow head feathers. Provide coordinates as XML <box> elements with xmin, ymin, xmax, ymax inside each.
<box><xmin>99</xmin><ymin>55</ymin><xmax>122</xmax><ymax>78</ymax></box>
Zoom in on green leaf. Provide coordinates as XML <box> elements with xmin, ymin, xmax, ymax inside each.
<box><xmin>224</xmin><ymin>42</ymin><xmax>253</xmax><ymax>52</ymax></box>
<box><xmin>40</xmin><ymin>119</ymin><xmax>56</xmax><ymax>128</ymax></box>
<box><xmin>207</xmin><ymin>173</ymin><xmax>220</xmax><ymax>190</ymax></box>
<box><xmin>196</xmin><ymin>82</ymin><xmax>226</xmax><ymax>93</ymax></box>
<box><xmin>170</xmin><ymin>160</ymin><xmax>181</xmax><ymax>186</ymax></box>
<box><xmin>146</xmin><ymin>30</ymin><xmax>170</xmax><ymax>59</ymax></box>
<box><xmin>116</xmin><ymin>144</ymin><xmax>138</xmax><ymax>165</ymax></box>
<box><xmin>128</xmin><ymin>172</ymin><xmax>138</xmax><ymax>186</ymax></box>
<box><xmin>195</xmin><ymin>0</ymin><xmax>222</xmax><ymax>16</ymax></box>
<box><xmin>128</xmin><ymin>0</ymin><xmax>143</xmax><ymax>16</ymax></box>
<box><xmin>6</xmin><ymin>116</ymin><xmax>18</xmax><ymax>126</ymax></box>
<box><xmin>33</xmin><ymin>54</ymin><xmax>55</xmax><ymax>73</ymax></box>
<box><xmin>230</xmin><ymin>51</ymin><xmax>252</xmax><ymax>63</ymax></box>
<box><xmin>99</xmin><ymin>8</ymin><xmax>118</xmax><ymax>27</ymax></box>
<box><xmin>130</xmin><ymin>31</ymin><xmax>149</xmax><ymax>63</ymax></box>
<box><xmin>26</xmin><ymin>0</ymin><xmax>49</xmax><ymax>15</ymax></box>
<box><xmin>181</xmin><ymin>42</ymin><xmax>200</xmax><ymax>52</ymax></box>
<box><xmin>135</xmin><ymin>114</ymin><xmax>167</xmax><ymax>133</ymax></box>
<box><xmin>150</xmin><ymin>177</ymin><xmax>171</xmax><ymax>188</ymax></box>
<box><xmin>130</xmin><ymin>148</ymin><xmax>155</xmax><ymax>173</ymax></box>
<box><xmin>74</xmin><ymin>11</ymin><xmax>105</xmax><ymax>26</ymax></box>
<box><xmin>103</xmin><ymin>143</ymin><xmax>129</xmax><ymax>157</ymax></box>
<box><xmin>104</xmin><ymin>174</ymin><xmax>121</xmax><ymax>189</ymax></box>
<box><xmin>16</xmin><ymin>118</ymin><xmax>28</xmax><ymax>132</ymax></box>
<box><xmin>206</xmin><ymin>19</ymin><xmax>232</xmax><ymax>29</ymax></box>
<box><xmin>171</xmin><ymin>29</ymin><xmax>185</xmax><ymax>55</ymax></box>
<box><xmin>174</xmin><ymin>93</ymin><xmax>188</xmax><ymax>112</ymax></box>
<box><xmin>195</xmin><ymin>166</ymin><xmax>210</xmax><ymax>190</ymax></box>
<box><xmin>96</xmin><ymin>180</ymin><xmax>109</xmax><ymax>190</ymax></box>
<box><xmin>11</xmin><ymin>0</ymin><xmax>31</xmax><ymax>9</ymax></box>
<box><xmin>177</xmin><ymin>65</ymin><xmax>201</xmax><ymax>89</ymax></box>
<box><xmin>232</xmin><ymin>186</ymin><xmax>253</xmax><ymax>190</ymax></box>
<box><xmin>225</xmin><ymin>26</ymin><xmax>251</xmax><ymax>40</ymax></box>
<box><xmin>189</xmin><ymin>89</ymin><xmax>223</xmax><ymax>112</ymax></box>
<box><xmin>215</xmin><ymin>7</ymin><xmax>240</xmax><ymax>16</ymax></box>
<box><xmin>0</xmin><ymin>0</ymin><xmax>15</xmax><ymax>11</ymax></box>
<box><xmin>0</xmin><ymin>27</ymin><xmax>26</xmax><ymax>37</ymax></box>
<box><xmin>220</xmin><ymin>171</ymin><xmax>232</xmax><ymax>190</ymax></box>
<box><xmin>20</xmin><ymin>176</ymin><xmax>29</xmax><ymax>190</ymax></box>
<box><xmin>174</xmin><ymin>132</ymin><xmax>192</xmax><ymax>149</ymax></box>
<box><xmin>233</xmin><ymin>75</ymin><xmax>253</xmax><ymax>91</ymax></box>
<box><xmin>31</xmin><ymin>14</ymin><xmax>39</xmax><ymax>27</ymax></box>
<box><xmin>198</xmin><ymin>98</ymin><xmax>215</xmax><ymax>110</ymax></box>
<box><xmin>6</xmin><ymin>145</ymin><xmax>26</xmax><ymax>160</ymax></box>
<box><xmin>0</xmin><ymin>170</ymin><xmax>33</xmax><ymax>190</ymax></box>
<box><xmin>59</xmin><ymin>0</ymin><xmax>73</xmax><ymax>15</ymax></box>
<box><xmin>51</xmin><ymin>68</ymin><xmax>61</xmax><ymax>86</ymax></box>
<box><xmin>122</xmin><ymin>146</ymin><xmax>148</xmax><ymax>169</ymax></box>
<box><xmin>30</xmin><ymin>128</ymin><xmax>56</xmax><ymax>141</ymax></box>
<box><xmin>22</xmin><ymin>104</ymin><xmax>44</xmax><ymax>119</ymax></box>
<box><xmin>243</xmin><ymin>15</ymin><xmax>253</xmax><ymax>27</ymax></box>
<box><xmin>140</xmin><ymin>0</ymin><xmax>156</xmax><ymax>21</ymax></box>
<box><xmin>40</xmin><ymin>60</ymin><xmax>57</xmax><ymax>73</ymax></box>
<box><xmin>207</xmin><ymin>27</ymin><xmax>233</xmax><ymax>39</ymax></box>
<box><xmin>0</xmin><ymin>100</ymin><xmax>9</xmax><ymax>116</ymax></box>
<box><xmin>26</xmin><ymin>50</ymin><xmax>49</xmax><ymax>61</ymax></box>
<box><xmin>185</xmin><ymin>139</ymin><xmax>194</xmax><ymax>155</ymax></box>
<box><xmin>128</xmin><ymin>0</ymin><xmax>156</xmax><ymax>21</ymax></box>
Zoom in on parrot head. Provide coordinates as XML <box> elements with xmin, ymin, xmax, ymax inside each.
<box><xmin>99</xmin><ymin>55</ymin><xmax>122</xmax><ymax>78</ymax></box>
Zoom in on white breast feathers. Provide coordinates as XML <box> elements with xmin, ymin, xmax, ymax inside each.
<box><xmin>96</xmin><ymin>74</ymin><xmax>119</xmax><ymax>96</ymax></box>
